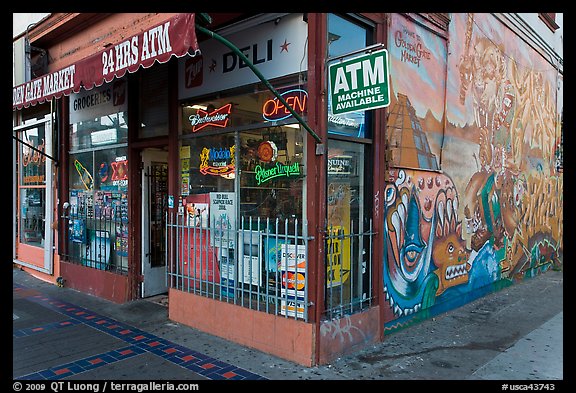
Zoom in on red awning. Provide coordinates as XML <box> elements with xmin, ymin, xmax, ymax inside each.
<box><xmin>13</xmin><ymin>13</ymin><xmax>200</xmax><ymax>111</ymax></box>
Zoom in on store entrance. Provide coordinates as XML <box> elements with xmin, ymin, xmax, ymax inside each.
<box><xmin>141</xmin><ymin>148</ymin><xmax>169</xmax><ymax>297</ymax></box>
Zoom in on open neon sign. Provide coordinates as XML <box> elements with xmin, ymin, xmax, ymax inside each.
<box><xmin>262</xmin><ymin>88</ymin><xmax>308</xmax><ymax>122</ymax></box>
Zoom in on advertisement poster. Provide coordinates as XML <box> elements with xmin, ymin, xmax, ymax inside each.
<box><xmin>186</xmin><ymin>201</ymin><xmax>209</xmax><ymax>228</ymax></box>
<box><xmin>209</xmin><ymin>192</ymin><xmax>236</xmax><ymax>245</ymax></box>
<box><xmin>279</xmin><ymin>244</ymin><xmax>306</xmax><ymax>318</ymax></box>
<box><xmin>219</xmin><ymin>255</ymin><xmax>236</xmax><ymax>298</ymax></box>
<box><xmin>263</xmin><ymin>236</ymin><xmax>289</xmax><ymax>295</ymax></box>
<box><xmin>180</xmin><ymin>145</ymin><xmax>191</xmax><ymax>196</ymax></box>
<box><xmin>238</xmin><ymin>230</ymin><xmax>262</xmax><ymax>287</ymax></box>
<box><xmin>115</xmin><ymin>222</ymin><xmax>128</xmax><ymax>257</ymax></box>
<box><xmin>83</xmin><ymin>230</ymin><xmax>110</xmax><ymax>269</ymax></box>
<box><xmin>327</xmin><ymin>182</ymin><xmax>352</xmax><ymax>287</ymax></box>
<box><xmin>179</xmin><ymin>194</ymin><xmax>220</xmax><ymax>283</ymax></box>
<box><xmin>210</xmin><ymin>192</ymin><xmax>236</xmax><ymax>297</ymax></box>
<box><xmin>69</xmin><ymin>219</ymin><xmax>86</xmax><ymax>243</ymax></box>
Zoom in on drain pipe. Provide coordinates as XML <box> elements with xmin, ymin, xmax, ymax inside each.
<box><xmin>196</xmin><ymin>24</ymin><xmax>322</xmax><ymax>144</ymax></box>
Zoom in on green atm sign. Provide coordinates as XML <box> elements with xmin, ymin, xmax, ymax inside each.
<box><xmin>329</xmin><ymin>49</ymin><xmax>390</xmax><ymax>115</ymax></box>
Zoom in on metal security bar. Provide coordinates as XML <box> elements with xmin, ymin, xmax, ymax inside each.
<box><xmin>166</xmin><ymin>213</ymin><xmax>311</xmax><ymax>321</ymax></box>
<box><xmin>166</xmin><ymin>213</ymin><xmax>376</xmax><ymax>321</ymax></box>
<box><xmin>61</xmin><ymin>199</ymin><xmax>129</xmax><ymax>275</ymax></box>
<box><xmin>323</xmin><ymin>219</ymin><xmax>375</xmax><ymax>320</ymax></box>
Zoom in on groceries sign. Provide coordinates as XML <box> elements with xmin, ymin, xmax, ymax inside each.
<box><xmin>329</xmin><ymin>49</ymin><xmax>390</xmax><ymax>115</ymax></box>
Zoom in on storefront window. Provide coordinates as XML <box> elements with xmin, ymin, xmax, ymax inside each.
<box><xmin>69</xmin><ymin>78</ymin><xmax>128</xmax><ymax>151</ymax></box>
<box><xmin>327</xmin><ymin>14</ymin><xmax>373</xmax><ymax>139</ymax></box>
<box><xmin>325</xmin><ymin>15</ymin><xmax>375</xmax><ymax>316</ymax></box>
<box><xmin>177</xmin><ymin>75</ymin><xmax>308</xmax><ymax>313</ymax></box>
<box><xmin>239</xmin><ymin>125</ymin><xmax>304</xmax><ymax>221</ymax></box>
<box><xmin>139</xmin><ymin>63</ymin><xmax>169</xmax><ymax>138</ymax></box>
<box><xmin>65</xmin><ymin>80</ymin><xmax>129</xmax><ymax>274</ymax></box>
<box><xmin>326</xmin><ymin>140</ymin><xmax>371</xmax><ymax>312</ymax></box>
<box><xmin>327</xmin><ymin>14</ymin><xmax>370</xmax><ymax>58</ymax></box>
<box><xmin>18</xmin><ymin>124</ymin><xmax>47</xmax><ymax>247</ymax></box>
<box><xmin>180</xmin><ymin>83</ymin><xmax>307</xmax><ymax>224</ymax></box>
<box><xmin>180</xmin><ymin>133</ymin><xmax>236</xmax><ymax>198</ymax></box>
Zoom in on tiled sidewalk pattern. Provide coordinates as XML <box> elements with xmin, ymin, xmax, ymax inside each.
<box><xmin>13</xmin><ymin>284</ymin><xmax>266</xmax><ymax>381</ymax></box>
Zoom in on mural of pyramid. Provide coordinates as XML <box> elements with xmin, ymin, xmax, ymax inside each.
<box><xmin>386</xmin><ymin>93</ymin><xmax>439</xmax><ymax>171</ymax></box>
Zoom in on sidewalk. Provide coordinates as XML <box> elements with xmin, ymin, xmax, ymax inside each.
<box><xmin>13</xmin><ymin>265</ymin><xmax>564</xmax><ymax>382</ymax></box>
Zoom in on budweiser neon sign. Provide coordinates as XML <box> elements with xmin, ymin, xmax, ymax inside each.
<box><xmin>189</xmin><ymin>103</ymin><xmax>232</xmax><ymax>132</ymax></box>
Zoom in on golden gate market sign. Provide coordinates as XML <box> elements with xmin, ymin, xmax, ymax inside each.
<box><xmin>329</xmin><ymin>49</ymin><xmax>390</xmax><ymax>115</ymax></box>
<box><xmin>14</xmin><ymin>13</ymin><xmax>199</xmax><ymax>110</ymax></box>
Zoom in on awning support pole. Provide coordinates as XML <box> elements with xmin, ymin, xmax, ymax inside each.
<box><xmin>196</xmin><ymin>24</ymin><xmax>322</xmax><ymax>144</ymax></box>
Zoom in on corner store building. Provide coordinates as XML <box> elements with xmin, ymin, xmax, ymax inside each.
<box><xmin>13</xmin><ymin>12</ymin><xmax>563</xmax><ymax>366</ymax></box>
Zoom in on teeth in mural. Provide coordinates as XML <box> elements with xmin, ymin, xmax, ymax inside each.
<box><xmin>445</xmin><ymin>263</ymin><xmax>468</xmax><ymax>280</ymax></box>
<box><xmin>391</xmin><ymin>211</ymin><xmax>402</xmax><ymax>249</ymax></box>
<box><xmin>401</xmin><ymin>193</ymin><xmax>409</xmax><ymax>211</ymax></box>
<box><xmin>453</xmin><ymin>197</ymin><xmax>459</xmax><ymax>217</ymax></box>
<box><xmin>384</xmin><ymin>284</ymin><xmax>423</xmax><ymax>318</ymax></box>
<box><xmin>398</xmin><ymin>199</ymin><xmax>407</xmax><ymax>228</ymax></box>
<box><xmin>437</xmin><ymin>200</ymin><xmax>445</xmax><ymax>227</ymax></box>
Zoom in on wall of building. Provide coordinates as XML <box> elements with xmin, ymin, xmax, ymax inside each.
<box><xmin>382</xmin><ymin>13</ymin><xmax>563</xmax><ymax>332</ymax></box>
<box><xmin>168</xmin><ymin>289</ymin><xmax>316</xmax><ymax>366</ymax></box>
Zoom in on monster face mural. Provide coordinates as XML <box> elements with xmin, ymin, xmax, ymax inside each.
<box><xmin>431</xmin><ymin>188</ymin><xmax>471</xmax><ymax>295</ymax></box>
<box><xmin>382</xmin><ymin>13</ymin><xmax>562</xmax><ymax>332</ymax></box>
<box><xmin>384</xmin><ymin>181</ymin><xmax>434</xmax><ymax>318</ymax></box>
<box><xmin>384</xmin><ymin>170</ymin><xmax>470</xmax><ymax>324</ymax></box>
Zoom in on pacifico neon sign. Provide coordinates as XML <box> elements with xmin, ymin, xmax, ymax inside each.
<box><xmin>262</xmin><ymin>89</ymin><xmax>307</xmax><ymax>122</ymax></box>
<box><xmin>199</xmin><ymin>146</ymin><xmax>236</xmax><ymax>177</ymax></box>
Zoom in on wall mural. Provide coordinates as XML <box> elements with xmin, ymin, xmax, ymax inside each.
<box><xmin>383</xmin><ymin>13</ymin><xmax>563</xmax><ymax>332</ymax></box>
<box><xmin>385</xmin><ymin>14</ymin><xmax>446</xmax><ymax>171</ymax></box>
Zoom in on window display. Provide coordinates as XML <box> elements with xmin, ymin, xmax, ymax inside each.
<box><xmin>18</xmin><ymin>123</ymin><xmax>48</xmax><ymax>247</ymax></box>
<box><xmin>66</xmin><ymin>80</ymin><xmax>129</xmax><ymax>274</ymax></box>
<box><xmin>239</xmin><ymin>126</ymin><xmax>304</xmax><ymax>221</ymax></box>
<box><xmin>177</xmin><ymin>83</ymin><xmax>307</xmax><ymax>307</ymax></box>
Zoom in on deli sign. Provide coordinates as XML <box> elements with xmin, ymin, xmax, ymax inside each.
<box><xmin>329</xmin><ymin>49</ymin><xmax>390</xmax><ymax>115</ymax></box>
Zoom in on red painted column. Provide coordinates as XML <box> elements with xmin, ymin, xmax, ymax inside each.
<box><xmin>305</xmin><ymin>12</ymin><xmax>328</xmax><ymax>366</ymax></box>
<box><xmin>373</xmin><ymin>15</ymin><xmax>389</xmax><ymax>343</ymax></box>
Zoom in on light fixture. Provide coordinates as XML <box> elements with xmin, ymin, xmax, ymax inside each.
<box><xmin>186</xmin><ymin>104</ymin><xmax>208</xmax><ymax>111</ymax></box>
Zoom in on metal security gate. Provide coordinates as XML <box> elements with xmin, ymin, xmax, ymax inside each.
<box><xmin>166</xmin><ymin>213</ymin><xmax>375</xmax><ymax>321</ymax></box>
<box><xmin>141</xmin><ymin>149</ymin><xmax>169</xmax><ymax>297</ymax></box>
<box><xmin>166</xmin><ymin>215</ymin><xmax>312</xmax><ymax>321</ymax></box>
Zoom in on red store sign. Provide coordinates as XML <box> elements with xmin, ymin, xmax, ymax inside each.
<box><xmin>13</xmin><ymin>13</ymin><xmax>200</xmax><ymax>110</ymax></box>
